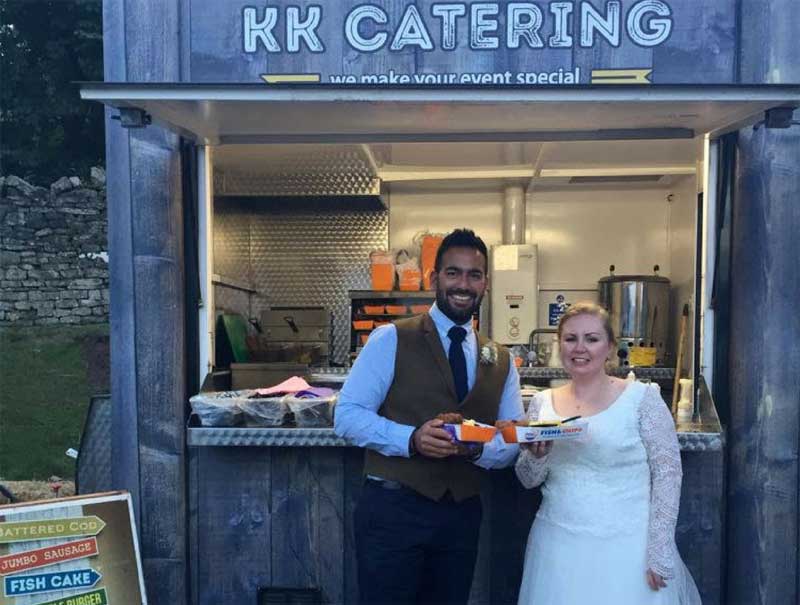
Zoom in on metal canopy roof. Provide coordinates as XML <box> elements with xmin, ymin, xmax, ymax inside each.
<box><xmin>80</xmin><ymin>84</ymin><xmax>800</xmax><ymax>145</ymax></box>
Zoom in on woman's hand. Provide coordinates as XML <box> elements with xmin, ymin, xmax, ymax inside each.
<box><xmin>520</xmin><ymin>440</ymin><xmax>553</xmax><ymax>458</ymax></box>
<box><xmin>646</xmin><ymin>569</ymin><xmax>667</xmax><ymax>591</ymax></box>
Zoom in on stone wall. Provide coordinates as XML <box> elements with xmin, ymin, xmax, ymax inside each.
<box><xmin>0</xmin><ymin>169</ymin><xmax>109</xmax><ymax>326</ymax></box>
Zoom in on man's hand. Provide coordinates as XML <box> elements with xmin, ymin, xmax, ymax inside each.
<box><xmin>413</xmin><ymin>418</ymin><xmax>459</xmax><ymax>458</ymax></box>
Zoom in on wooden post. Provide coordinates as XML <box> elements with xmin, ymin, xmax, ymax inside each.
<box><xmin>103</xmin><ymin>1</ymin><xmax>188</xmax><ymax>603</ymax></box>
<box><xmin>728</xmin><ymin>3</ymin><xmax>800</xmax><ymax>601</ymax></box>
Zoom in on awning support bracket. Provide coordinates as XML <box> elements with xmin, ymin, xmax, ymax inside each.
<box><xmin>112</xmin><ymin>108</ymin><xmax>152</xmax><ymax>129</ymax></box>
<box><xmin>753</xmin><ymin>106</ymin><xmax>799</xmax><ymax>130</ymax></box>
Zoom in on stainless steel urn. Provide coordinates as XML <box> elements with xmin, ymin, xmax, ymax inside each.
<box><xmin>597</xmin><ymin>265</ymin><xmax>671</xmax><ymax>366</ymax></box>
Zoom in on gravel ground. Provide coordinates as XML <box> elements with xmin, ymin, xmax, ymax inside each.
<box><xmin>0</xmin><ymin>479</ymin><xmax>76</xmax><ymax>504</ymax></box>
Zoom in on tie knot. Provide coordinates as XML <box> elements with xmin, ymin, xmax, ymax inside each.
<box><xmin>448</xmin><ymin>326</ymin><xmax>467</xmax><ymax>343</ymax></box>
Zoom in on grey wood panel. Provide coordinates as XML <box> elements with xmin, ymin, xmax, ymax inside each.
<box><xmin>676</xmin><ymin>451</ymin><xmax>724</xmax><ymax>605</ymax></box>
<box><xmin>269</xmin><ymin>448</ymin><xmax>311</xmax><ymax>588</ymax></box>
<box><xmin>195</xmin><ymin>447</ymin><xmax>272</xmax><ymax>604</ymax></box>
<box><xmin>190</xmin><ymin>446</ymin><xmax>721</xmax><ymax>604</ymax></box>
<box><xmin>124</xmin><ymin>0</ymin><xmax>187</xmax><ymax>590</ymax></box>
<box><xmin>190</xmin><ymin>0</ymin><xmax>269</xmax><ymax>82</ymax></box>
<box><xmin>486</xmin><ymin>469</ymin><xmax>539</xmax><ymax>605</ymax></box>
<box><xmin>313</xmin><ymin>449</ymin><xmax>347</xmax><ymax>605</ymax></box>
<box><xmin>652</xmin><ymin>0</ymin><xmax>736</xmax><ymax>84</ymax></box>
<box><xmin>727</xmin><ymin>6</ymin><xmax>800</xmax><ymax>602</ymax></box>
<box><xmin>103</xmin><ymin>0</ymin><xmax>127</xmax><ymax>81</ymax></box>
<box><xmin>414</xmin><ymin>0</ymin><xmax>493</xmax><ymax>84</ymax></box>
<box><xmin>142</xmin><ymin>559</ymin><xmax>187</xmax><ymax>605</ymax></box>
<box><xmin>183</xmin><ymin>0</ymin><xmax>745</xmax><ymax>85</ymax></box>
<box><xmin>125</xmin><ymin>0</ymin><xmax>181</xmax><ymax>81</ymax></box>
<box><xmin>104</xmin><ymin>112</ymin><xmax>141</xmax><ymax>519</ymax></box>
<box><xmin>571</xmin><ymin>0</ymin><xmax>652</xmax><ymax>83</ymax></box>
<box><xmin>739</xmin><ymin>0</ymin><xmax>800</xmax><ymax>84</ymax></box>
<box><xmin>103</xmin><ymin>0</ymin><xmax>140</xmax><ymax>526</ymax></box>
<box><xmin>728</xmin><ymin>124</ymin><xmax>800</xmax><ymax>605</ymax></box>
<box><xmin>342</xmin><ymin>448</ymin><xmax>365</xmax><ymax>604</ymax></box>
<box><xmin>263</xmin><ymin>0</ymin><xmax>348</xmax><ymax>82</ymax></box>
<box><xmin>270</xmin><ymin>449</ymin><xmax>334</xmax><ymax>592</ymax></box>
<box><xmin>188</xmin><ymin>447</ymin><xmax>199</xmax><ymax>605</ymax></box>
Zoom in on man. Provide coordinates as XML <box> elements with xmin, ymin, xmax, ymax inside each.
<box><xmin>335</xmin><ymin>228</ymin><xmax>523</xmax><ymax>605</ymax></box>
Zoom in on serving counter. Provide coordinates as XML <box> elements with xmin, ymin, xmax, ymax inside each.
<box><xmin>187</xmin><ymin>368</ymin><xmax>723</xmax><ymax>605</ymax></box>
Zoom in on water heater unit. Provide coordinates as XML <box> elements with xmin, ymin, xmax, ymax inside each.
<box><xmin>490</xmin><ymin>244</ymin><xmax>538</xmax><ymax>346</ymax></box>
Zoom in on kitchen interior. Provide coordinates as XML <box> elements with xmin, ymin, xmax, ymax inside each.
<box><xmin>198</xmin><ymin>136</ymin><xmax>714</xmax><ymax>430</ymax></box>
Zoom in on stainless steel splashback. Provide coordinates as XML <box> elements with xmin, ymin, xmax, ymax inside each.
<box><xmin>213</xmin><ymin>198</ymin><xmax>388</xmax><ymax>364</ymax></box>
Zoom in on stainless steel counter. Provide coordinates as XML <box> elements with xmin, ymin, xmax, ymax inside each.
<box><xmin>187</xmin><ymin>426</ymin><xmax>721</xmax><ymax>450</ymax></box>
<box><xmin>188</xmin><ymin>367</ymin><xmax>723</xmax><ymax>451</ymax></box>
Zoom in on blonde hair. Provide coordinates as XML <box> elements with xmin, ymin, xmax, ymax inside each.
<box><xmin>557</xmin><ymin>301</ymin><xmax>616</xmax><ymax>347</ymax></box>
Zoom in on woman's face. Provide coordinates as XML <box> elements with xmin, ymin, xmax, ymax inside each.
<box><xmin>559</xmin><ymin>313</ymin><xmax>613</xmax><ymax>378</ymax></box>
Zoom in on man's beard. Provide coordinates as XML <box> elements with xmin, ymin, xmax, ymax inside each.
<box><xmin>435</xmin><ymin>288</ymin><xmax>483</xmax><ymax>324</ymax></box>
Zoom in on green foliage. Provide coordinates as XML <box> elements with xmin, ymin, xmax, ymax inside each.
<box><xmin>0</xmin><ymin>324</ymin><xmax>108</xmax><ymax>480</ymax></box>
<box><xmin>0</xmin><ymin>0</ymin><xmax>104</xmax><ymax>184</ymax></box>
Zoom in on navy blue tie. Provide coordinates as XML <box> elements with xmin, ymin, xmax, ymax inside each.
<box><xmin>448</xmin><ymin>326</ymin><xmax>468</xmax><ymax>403</ymax></box>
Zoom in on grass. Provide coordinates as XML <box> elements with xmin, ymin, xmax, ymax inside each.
<box><xmin>0</xmin><ymin>324</ymin><xmax>109</xmax><ymax>480</ymax></box>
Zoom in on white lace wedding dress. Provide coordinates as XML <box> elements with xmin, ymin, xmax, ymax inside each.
<box><xmin>515</xmin><ymin>381</ymin><xmax>702</xmax><ymax>604</ymax></box>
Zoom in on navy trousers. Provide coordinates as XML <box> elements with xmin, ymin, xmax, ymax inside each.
<box><xmin>354</xmin><ymin>480</ymin><xmax>482</xmax><ymax>605</ymax></box>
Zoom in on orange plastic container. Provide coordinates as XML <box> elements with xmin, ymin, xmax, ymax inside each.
<box><xmin>359</xmin><ymin>333</ymin><xmax>370</xmax><ymax>345</ymax></box>
<box><xmin>398</xmin><ymin>267</ymin><xmax>421</xmax><ymax>291</ymax></box>
<box><xmin>421</xmin><ymin>235</ymin><xmax>443</xmax><ymax>290</ymax></box>
<box><xmin>362</xmin><ymin>305</ymin><xmax>385</xmax><ymax>315</ymax></box>
<box><xmin>370</xmin><ymin>263</ymin><xmax>394</xmax><ymax>291</ymax></box>
<box><xmin>352</xmin><ymin>320</ymin><xmax>374</xmax><ymax>330</ymax></box>
<box><xmin>385</xmin><ymin>305</ymin><xmax>407</xmax><ymax>315</ymax></box>
<box><xmin>409</xmin><ymin>304</ymin><xmax>429</xmax><ymax>314</ymax></box>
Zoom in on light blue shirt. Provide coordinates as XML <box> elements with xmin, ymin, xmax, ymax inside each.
<box><xmin>334</xmin><ymin>303</ymin><xmax>523</xmax><ymax>469</ymax></box>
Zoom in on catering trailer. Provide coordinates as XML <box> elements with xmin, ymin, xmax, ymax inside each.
<box><xmin>81</xmin><ymin>1</ymin><xmax>800</xmax><ymax>603</ymax></box>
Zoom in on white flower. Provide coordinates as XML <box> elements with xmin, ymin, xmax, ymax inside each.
<box><xmin>480</xmin><ymin>342</ymin><xmax>498</xmax><ymax>365</ymax></box>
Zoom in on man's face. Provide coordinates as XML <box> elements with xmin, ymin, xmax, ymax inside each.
<box><xmin>430</xmin><ymin>246</ymin><xmax>488</xmax><ymax>324</ymax></box>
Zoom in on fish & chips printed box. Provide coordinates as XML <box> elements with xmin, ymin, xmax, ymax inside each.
<box><xmin>500</xmin><ymin>420</ymin><xmax>589</xmax><ymax>443</ymax></box>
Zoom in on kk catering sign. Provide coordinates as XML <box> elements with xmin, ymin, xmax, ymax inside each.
<box><xmin>189</xmin><ymin>0</ymin><xmax>737</xmax><ymax>85</ymax></box>
<box><xmin>0</xmin><ymin>493</ymin><xmax>146</xmax><ymax>605</ymax></box>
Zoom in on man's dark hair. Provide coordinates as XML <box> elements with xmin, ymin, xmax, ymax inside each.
<box><xmin>434</xmin><ymin>228</ymin><xmax>489</xmax><ymax>272</ymax></box>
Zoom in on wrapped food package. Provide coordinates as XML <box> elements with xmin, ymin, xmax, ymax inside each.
<box><xmin>190</xmin><ymin>391</ymin><xmax>244</xmax><ymax>427</ymax></box>
<box><xmin>286</xmin><ymin>395</ymin><xmax>337</xmax><ymax>428</ymax></box>
<box><xmin>238</xmin><ymin>395</ymin><xmax>290</xmax><ymax>427</ymax></box>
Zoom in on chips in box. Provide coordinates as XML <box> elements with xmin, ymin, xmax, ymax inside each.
<box><xmin>443</xmin><ymin>420</ymin><xmax>497</xmax><ymax>443</ymax></box>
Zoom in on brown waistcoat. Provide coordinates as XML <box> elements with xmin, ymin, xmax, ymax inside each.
<box><xmin>363</xmin><ymin>314</ymin><xmax>510</xmax><ymax>501</ymax></box>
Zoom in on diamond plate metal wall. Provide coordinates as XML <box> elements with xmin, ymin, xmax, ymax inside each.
<box><xmin>213</xmin><ymin>198</ymin><xmax>388</xmax><ymax>364</ymax></box>
<box><xmin>216</xmin><ymin>147</ymin><xmax>381</xmax><ymax>197</ymax></box>
<box><xmin>213</xmin><ymin>205</ymin><xmax>253</xmax><ymax>319</ymax></box>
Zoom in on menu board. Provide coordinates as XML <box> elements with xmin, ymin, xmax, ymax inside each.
<box><xmin>0</xmin><ymin>492</ymin><xmax>146</xmax><ymax>605</ymax></box>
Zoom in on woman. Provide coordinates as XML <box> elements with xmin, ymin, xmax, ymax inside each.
<box><xmin>515</xmin><ymin>302</ymin><xmax>701</xmax><ymax>604</ymax></box>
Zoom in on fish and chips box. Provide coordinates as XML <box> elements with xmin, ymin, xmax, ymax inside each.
<box><xmin>500</xmin><ymin>420</ymin><xmax>589</xmax><ymax>443</ymax></box>
<box><xmin>443</xmin><ymin>421</ymin><xmax>497</xmax><ymax>443</ymax></box>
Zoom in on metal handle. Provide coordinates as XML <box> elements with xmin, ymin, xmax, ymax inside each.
<box><xmin>283</xmin><ymin>316</ymin><xmax>300</xmax><ymax>333</ymax></box>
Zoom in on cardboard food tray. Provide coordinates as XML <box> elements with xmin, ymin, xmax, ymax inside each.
<box><xmin>500</xmin><ymin>420</ymin><xmax>588</xmax><ymax>443</ymax></box>
<box><xmin>443</xmin><ymin>421</ymin><xmax>497</xmax><ymax>443</ymax></box>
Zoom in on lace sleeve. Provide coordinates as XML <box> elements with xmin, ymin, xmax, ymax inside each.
<box><xmin>514</xmin><ymin>392</ymin><xmax>550</xmax><ymax>489</ymax></box>
<box><xmin>638</xmin><ymin>384</ymin><xmax>682</xmax><ymax>578</ymax></box>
